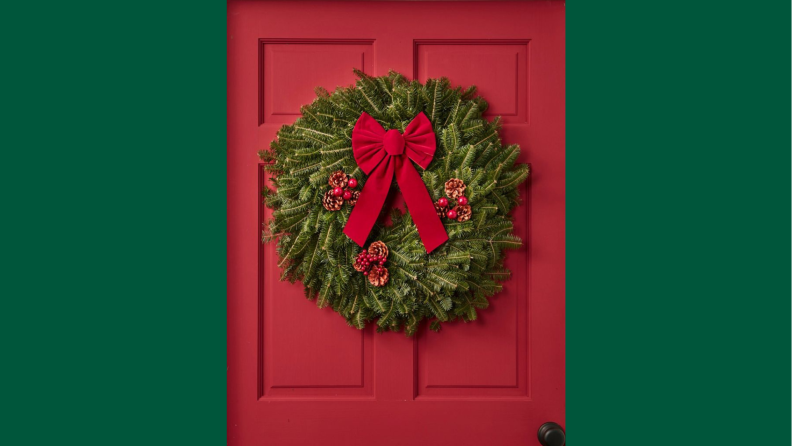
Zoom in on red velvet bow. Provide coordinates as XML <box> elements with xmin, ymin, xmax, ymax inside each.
<box><xmin>343</xmin><ymin>112</ymin><xmax>448</xmax><ymax>253</ymax></box>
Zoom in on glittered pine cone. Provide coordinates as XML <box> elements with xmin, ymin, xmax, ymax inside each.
<box><xmin>367</xmin><ymin>241</ymin><xmax>388</xmax><ymax>260</ymax></box>
<box><xmin>445</xmin><ymin>178</ymin><xmax>467</xmax><ymax>199</ymax></box>
<box><xmin>434</xmin><ymin>201</ymin><xmax>448</xmax><ymax>218</ymax></box>
<box><xmin>328</xmin><ymin>170</ymin><xmax>348</xmax><ymax>189</ymax></box>
<box><xmin>322</xmin><ymin>189</ymin><xmax>343</xmax><ymax>211</ymax></box>
<box><xmin>453</xmin><ymin>205</ymin><xmax>472</xmax><ymax>222</ymax></box>
<box><xmin>347</xmin><ymin>190</ymin><xmax>360</xmax><ymax>206</ymax></box>
<box><xmin>368</xmin><ymin>266</ymin><xmax>389</xmax><ymax>287</ymax></box>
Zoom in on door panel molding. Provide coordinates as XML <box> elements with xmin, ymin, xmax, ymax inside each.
<box><xmin>259</xmin><ymin>39</ymin><xmax>375</xmax><ymax>125</ymax></box>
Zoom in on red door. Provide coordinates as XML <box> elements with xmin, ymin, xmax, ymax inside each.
<box><xmin>228</xmin><ymin>2</ymin><xmax>565</xmax><ymax>445</ymax></box>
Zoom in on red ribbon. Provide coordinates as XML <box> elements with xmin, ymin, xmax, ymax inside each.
<box><xmin>343</xmin><ymin>112</ymin><xmax>448</xmax><ymax>253</ymax></box>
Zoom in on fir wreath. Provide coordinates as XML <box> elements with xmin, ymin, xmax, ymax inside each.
<box><xmin>260</xmin><ymin>70</ymin><xmax>529</xmax><ymax>336</ymax></box>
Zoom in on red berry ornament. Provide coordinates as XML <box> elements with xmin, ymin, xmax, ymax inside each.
<box><xmin>332</xmin><ymin>187</ymin><xmax>343</xmax><ymax>197</ymax></box>
<box><xmin>457</xmin><ymin>196</ymin><xmax>468</xmax><ymax>206</ymax></box>
<box><xmin>348</xmin><ymin>178</ymin><xmax>358</xmax><ymax>188</ymax></box>
<box><xmin>446</xmin><ymin>209</ymin><xmax>458</xmax><ymax>220</ymax></box>
<box><xmin>437</xmin><ymin>197</ymin><xmax>449</xmax><ymax>207</ymax></box>
<box><xmin>343</xmin><ymin>190</ymin><xmax>352</xmax><ymax>200</ymax></box>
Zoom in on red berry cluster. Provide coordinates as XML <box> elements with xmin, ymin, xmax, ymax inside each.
<box><xmin>331</xmin><ymin>177</ymin><xmax>358</xmax><ymax>200</ymax></box>
<box><xmin>354</xmin><ymin>252</ymin><xmax>386</xmax><ymax>276</ymax></box>
<box><xmin>333</xmin><ymin>177</ymin><xmax>357</xmax><ymax>201</ymax></box>
<box><xmin>435</xmin><ymin>178</ymin><xmax>472</xmax><ymax>222</ymax></box>
<box><xmin>353</xmin><ymin>241</ymin><xmax>390</xmax><ymax>286</ymax></box>
<box><xmin>446</xmin><ymin>196</ymin><xmax>468</xmax><ymax>219</ymax></box>
<box><xmin>324</xmin><ymin>171</ymin><xmax>360</xmax><ymax>211</ymax></box>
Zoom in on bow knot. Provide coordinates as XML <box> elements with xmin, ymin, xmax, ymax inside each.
<box><xmin>383</xmin><ymin>130</ymin><xmax>405</xmax><ymax>156</ymax></box>
<box><xmin>343</xmin><ymin>112</ymin><xmax>448</xmax><ymax>253</ymax></box>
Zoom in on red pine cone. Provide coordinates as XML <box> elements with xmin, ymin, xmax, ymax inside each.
<box><xmin>453</xmin><ymin>204</ymin><xmax>472</xmax><ymax>222</ymax></box>
<box><xmin>444</xmin><ymin>178</ymin><xmax>467</xmax><ymax>199</ymax></box>
<box><xmin>367</xmin><ymin>241</ymin><xmax>389</xmax><ymax>260</ymax></box>
<box><xmin>328</xmin><ymin>170</ymin><xmax>349</xmax><ymax>189</ymax></box>
<box><xmin>322</xmin><ymin>189</ymin><xmax>343</xmax><ymax>211</ymax></box>
<box><xmin>434</xmin><ymin>200</ymin><xmax>448</xmax><ymax>218</ymax></box>
<box><xmin>347</xmin><ymin>190</ymin><xmax>360</xmax><ymax>206</ymax></box>
<box><xmin>368</xmin><ymin>266</ymin><xmax>389</xmax><ymax>287</ymax></box>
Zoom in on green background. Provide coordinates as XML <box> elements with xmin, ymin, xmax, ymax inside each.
<box><xmin>1</xmin><ymin>1</ymin><xmax>788</xmax><ymax>444</ymax></box>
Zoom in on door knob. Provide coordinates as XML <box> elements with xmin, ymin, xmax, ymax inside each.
<box><xmin>537</xmin><ymin>422</ymin><xmax>565</xmax><ymax>446</ymax></box>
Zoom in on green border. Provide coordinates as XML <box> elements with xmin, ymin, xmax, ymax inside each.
<box><xmin>567</xmin><ymin>1</ymin><xmax>791</xmax><ymax>444</ymax></box>
<box><xmin>1</xmin><ymin>1</ymin><xmax>789</xmax><ymax>445</ymax></box>
<box><xmin>1</xmin><ymin>1</ymin><xmax>226</xmax><ymax>444</ymax></box>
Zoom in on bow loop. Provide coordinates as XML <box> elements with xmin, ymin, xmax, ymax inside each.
<box><xmin>403</xmin><ymin>113</ymin><xmax>436</xmax><ymax>169</ymax></box>
<box><xmin>350</xmin><ymin>113</ymin><xmax>386</xmax><ymax>174</ymax></box>
<box><xmin>344</xmin><ymin>112</ymin><xmax>448</xmax><ymax>253</ymax></box>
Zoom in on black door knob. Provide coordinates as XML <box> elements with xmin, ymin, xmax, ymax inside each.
<box><xmin>537</xmin><ymin>422</ymin><xmax>565</xmax><ymax>446</ymax></box>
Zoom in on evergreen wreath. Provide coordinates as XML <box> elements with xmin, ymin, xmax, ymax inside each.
<box><xmin>260</xmin><ymin>70</ymin><xmax>530</xmax><ymax>336</ymax></box>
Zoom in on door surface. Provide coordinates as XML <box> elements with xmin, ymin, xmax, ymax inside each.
<box><xmin>227</xmin><ymin>1</ymin><xmax>565</xmax><ymax>445</ymax></box>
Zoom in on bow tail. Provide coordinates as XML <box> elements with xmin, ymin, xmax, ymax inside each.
<box><xmin>343</xmin><ymin>159</ymin><xmax>395</xmax><ymax>247</ymax></box>
<box><xmin>395</xmin><ymin>157</ymin><xmax>449</xmax><ymax>253</ymax></box>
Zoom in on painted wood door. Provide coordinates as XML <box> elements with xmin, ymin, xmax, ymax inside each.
<box><xmin>227</xmin><ymin>2</ymin><xmax>565</xmax><ymax>445</ymax></box>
